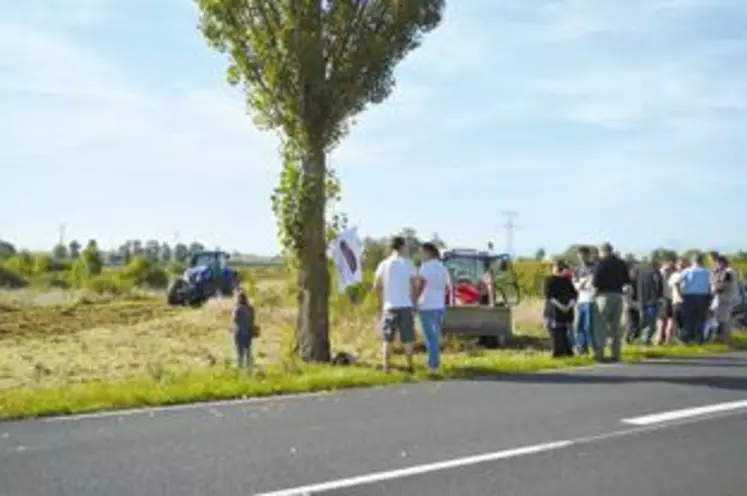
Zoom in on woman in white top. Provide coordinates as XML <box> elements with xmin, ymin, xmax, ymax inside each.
<box><xmin>667</xmin><ymin>257</ymin><xmax>687</xmax><ymax>342</ymax></box>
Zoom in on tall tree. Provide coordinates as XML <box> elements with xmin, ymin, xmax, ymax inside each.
<box><xmin>52</xmin><ymin>243</ymin><xmax>68</xmax><ymax>260</ymax></box>
<box><xmin>188</xmin><ymin>242</ymin><xmax>205</xmax><ymax>256</ymax></box>
<box><xmin>132</xmin><ymin>240</ymin><xmax>145</xmax><ymax>257</ymax></box>
<box><xmin>144</xmin><ymin>240</ymin><xmax>161</xmax><ymax>262</ymax></box>
<box><xmin>198</xmin><ymin>0</ymin><xmax>444</xmax><ymax>362</ymax></box>
<box><xmin>174</xmin><ymin>243</ymin><xmax>190</xmax><ymax>263</ymax></box>
<box><xmin>68</xmin><ymin>240</ymin><xmax>81</xmax><ymax>259</ymax></box>
<box><xmin>160</xmin><ymin>243</ymin><xmax>173</xmax><ymax>263</ymax></box>
<box><xmin>0</xmin><ymin>240</ymin><xmax>16</xmax><ymax>260</ymax></box>
<box><xmin>82</xmin><ymin>240</ymin><xmax>103</xmax><ymax>276</ymax></box>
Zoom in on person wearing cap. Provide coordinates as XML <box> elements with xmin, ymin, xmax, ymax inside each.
<box><xmin>591</xmin><ymin>242</ymin><xmax>631</xmax><ymax>362</ymax></box>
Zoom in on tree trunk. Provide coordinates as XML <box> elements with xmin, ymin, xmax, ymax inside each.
<box><xmin>295</xmin><ymin>144</ymin><xmax>331</xmax><ymax>363</ymax></box>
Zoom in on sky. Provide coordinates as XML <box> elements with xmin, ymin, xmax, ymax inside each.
<box><xmin>2</xmin><ymin>0</ymin><xmax>747</xmax><ymax>257</ymax></box>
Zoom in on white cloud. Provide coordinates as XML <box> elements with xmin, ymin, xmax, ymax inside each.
<box><xmin>0</xmin><ymin>16</ymin><xmax>279</xmax><ymax>177</ymax></box>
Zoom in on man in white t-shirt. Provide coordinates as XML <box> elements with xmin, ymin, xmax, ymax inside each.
<box><xmin>416</xmin><ymin>242</ymin><xmax>452</xmax><ymax>371</ymax></box>
<box><xmin>373</xmin><ymin>236</ymin><xmax>418</xmax><ymax>372</ymax></box>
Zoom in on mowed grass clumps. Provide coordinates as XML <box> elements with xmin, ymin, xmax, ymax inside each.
<box><xmin>1</xmin><ymin>282</ymin><xmax>746</xmax><ymax>420</ymax></box>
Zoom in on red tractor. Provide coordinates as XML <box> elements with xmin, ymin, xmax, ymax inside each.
<box><xmin>440</xmin><ymin>248</ymin><xmax>521</xmax><ymax>347</ymax></box>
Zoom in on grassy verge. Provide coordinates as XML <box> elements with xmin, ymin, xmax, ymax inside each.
<box><xmin>2</xmin><ymin>333</ymin><xmax>745</xmax><ymax>421</ymax></box>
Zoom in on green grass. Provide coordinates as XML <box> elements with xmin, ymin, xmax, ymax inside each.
<box><xmin>2</xmin><ymin>333</ymin><xmax>745</xmax><ymax>421</ymax></box>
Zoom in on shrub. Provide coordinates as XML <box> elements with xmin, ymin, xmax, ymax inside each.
<box><xmin>67</xmin><ymin>258</ymin><xmax>91</xmax><ymax>288</ymax></box>
<box><xmin>118</xmin><ymin>256</ymin><xmax>169</xmax><ymax>289</ymax></box>
<box><xmin>29</xmin><ymin>272</ymin><xmax>70</xmax><ymax>289</ymax></box>
<box><xmin>2</xmin><ymin>252</ymin><xmax>34</xmax><ymax>277</ymax></box>
<box><xmin>86</xmin><ymin>273</ymin><xmax>132</xmax><ymax>295</ymax></box>
<box><xmin>0</xmin><ymin>265</ymin><xmax>27</xmax><ymax>288</ymax></box>
<box><xmin>32</xmin><ymin>254</ymin><xmax>53</xmax><ymax>275</ymax></box>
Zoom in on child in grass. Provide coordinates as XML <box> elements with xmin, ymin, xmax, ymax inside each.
<box><xmin>232</xmin><ymin>291</ymin><xmax>256</xmax><ymax>367</ymax></box>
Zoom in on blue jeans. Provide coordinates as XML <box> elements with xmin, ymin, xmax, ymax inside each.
<box><xmin>419</xmin><ymin>309</ymin><xmax>444</xmax><ymax>370</ymax></box>
<box><xmin>640</xmin><ymin>302</ymin><xmax>660</xmax><ymax>345</ymax></box>
<box><xmin>574</xmin><ymin>302</ymin><xmax>595</xmax><ymax>354</ymax></box>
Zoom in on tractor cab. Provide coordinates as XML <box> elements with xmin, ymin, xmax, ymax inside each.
<box><xmin>190</xmin><ymin>251</ymin><xmax>230</xmax><ymax>270</ymax></box>
<box><xmin>441</xmin><ymin>248</ymin><xmax>520</xmax><ymax>307</ymax></box>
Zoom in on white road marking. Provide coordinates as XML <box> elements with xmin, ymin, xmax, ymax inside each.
<box><xmin>254</xmin><ymin>440</ymin><xmax>573</xmax><ymax>496</ymax></box>
<box><xmin>256</xmin><ymin>400</ymin><xmax>747</xmax><ymax>496</ymax></box>
<box><xmin>621</xmin><ymin>399</ymin><xmax>747</xmax><ymax>426</ymax></box>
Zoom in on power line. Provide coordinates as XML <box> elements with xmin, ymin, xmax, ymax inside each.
<box><xmin>502</xmin><ymin>211</ymin><xmax>518</xmax><ymax>257</ymax></box>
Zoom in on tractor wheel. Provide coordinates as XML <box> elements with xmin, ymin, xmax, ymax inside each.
<box><xmin>166</xmin><ymin>280</ymin><xmax>187</xmax><ymax>306</ymax></box>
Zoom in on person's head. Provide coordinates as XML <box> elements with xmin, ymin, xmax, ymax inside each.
<box><xmin>599</xmin><ymin>242</ymin><xmax>614</xmax><ymax>259</ymax></box>
<box><xmin>661</xmin><ymin>253</ymin><xmax>676</xmax><ymax>270</ymax></box>
<box><xmin>577</xmin><ymin>246</ymin><xmax>592</xmax><ymax>264</ymax></box>
<box><xmin>390</xmin><ymin>236</ymin><xmax>407</xmax><ymax>256</ymax></box>
<box><xmin>715</xmin><ymin>254</ymin><xmax>729</xmax><ymax>269</ymax></box>
<box><xmin>236</xmin><ymin>291</ymin><xmax>248</xmax><ymax>307</ymax></box>
<box><xmin>675</xmin><ymin>256</ymin><xmax>687</xmax><ymax>270</ymax></box>
<box><xmin>420</xmin><ymin>242</ymin><xmax>440</xmax><ymax>261</ymax></box>
<box><xmin>691</xmin><ymin>253</ymin><xmax>705</xmax><ymax>267</ymax></box>
<box><xmin>553</xmin><ymin>258</ymin><xmax>570</xmax><ymax>275</ymax></box>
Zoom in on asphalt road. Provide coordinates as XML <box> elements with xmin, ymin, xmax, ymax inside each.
<box><xmin>2</xmin><ymin>353</ymin><xmax>747</xmax><ymax>496</ymax></box>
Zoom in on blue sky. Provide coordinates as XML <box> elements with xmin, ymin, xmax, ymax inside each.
<box><xmin>2</xmin><ymin>0</ymin><xmax>747</xmax><ymax>256</ymax></box>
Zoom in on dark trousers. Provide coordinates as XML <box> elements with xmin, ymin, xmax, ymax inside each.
<box><xmin>550</xmin><ymin>325</ymin><xmax>574</xmax><ymax>358</ymax></box>
<box><xmin>626</xmin><ymin>302</ymin><xmax>660</xmax><ymax>344</ymax></box>
<box><xmin>680</xmin><ymin>294</ymin><xmax>711</xmax><ymax>344</ymax></box>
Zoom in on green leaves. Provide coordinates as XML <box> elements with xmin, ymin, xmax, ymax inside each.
<box><xmin>197</xmin><ymin>0</ymin><xmax>444</xmax><ymax>150</ymax></box>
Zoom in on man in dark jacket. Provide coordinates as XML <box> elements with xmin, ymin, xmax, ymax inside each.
<box><xmin>626</xmin><ymin>262</ymin><xmax>664</xmax><ymax>345</ymax></box>
<box><xmin>592</xmin><ymin>243</ymin><xmax>630</xmax><ymax>362</ymax></box>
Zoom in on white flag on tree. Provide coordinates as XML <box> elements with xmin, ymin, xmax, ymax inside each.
<box><xmin>331</xmin><ymin>227</ymin><xmax>363</xmax><ymax>290</ymax></box>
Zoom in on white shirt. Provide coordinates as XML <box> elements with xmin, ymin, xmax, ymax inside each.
<box><xmin>668</xmin><ymin>271</ymin><xmax>683</xmax><ymax>304</ymax></box>
<box><xmin>374</xmin><ymin>253</ymin><xmax>417</xmax><ymax>310</ymax></box>
<box><xmin>418</xmin><ymin>259</ymin><xmax>452</xmax><ymax>310</ymax></box>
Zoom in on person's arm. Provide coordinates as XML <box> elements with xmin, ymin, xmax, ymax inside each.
<box><xmin>409</xmin><ymin>262</ymin><xmax>419</xmax><ymax>306</ymax></box>
<box><xmin>655</xmin><ymin>271</ymin><xmax>665</xmax><ymax>300</ymax></box>
<box><xmin>231</xmin><ymin>307</ymin><xmax>239</xmax><ymax>331</ymax></box>
<box><xmin>545</xmin><ymin>277</ymin><xmax>567</xmax><ymax>311</ymax></box>
<box><xmin>621</xmin><ymin>260</ymin><xmax>632</xmax><ymax>294</ymax></box>
<box><xmin>247</xmin><ymin>304</ymin><xmax>256</xmax><ymax>331</ymax></box>
<box><xmin>373</xmin><ymin>262</ymin><xmax>384</xmax><ymax>307</ymax></box>
<box><xmin>415</xmin><ymin>265</ymin><xmax>427</xmax><ymax>301</ymax></box>
<box><xmin>592</xmin><ymin>260</ymin><xmax>603</xmax><ymax>289</ymax></box>
<box><xmin>566</xmin><ymin>279</ymin><xmax>578</xmax><ymax>312</ymax></box>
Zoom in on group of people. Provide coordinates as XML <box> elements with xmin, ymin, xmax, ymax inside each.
<box><xmin>544</xmin><ymin>243</ymin><xmax>742</xmax><ymax>361</ymax></box>
<box><xmin>229</xmin><ymin>238</ymin><xmax>742</xmax><ymax>370</ymax></box>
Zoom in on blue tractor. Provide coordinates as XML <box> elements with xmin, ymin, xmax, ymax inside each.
<box><xmin>166</xmin><ymin>251</ymin><xmax>239</xmax><ymax>306</ymax></box>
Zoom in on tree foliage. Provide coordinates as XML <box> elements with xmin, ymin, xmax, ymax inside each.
<box><xmin>198</xmin><ymin>0</ymin><xmax>444</xmax><ymax>362</ymax></box>
<box><xmin>0</xmin><ymin>240</ymin><xmax>16</xmax><ymax>260</ymax></box>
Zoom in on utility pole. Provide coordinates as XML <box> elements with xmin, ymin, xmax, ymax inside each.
<box><xmin>502</xmin><ymin>211</ymin><xmax>518</xmax><ymax>257</ymax></box>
